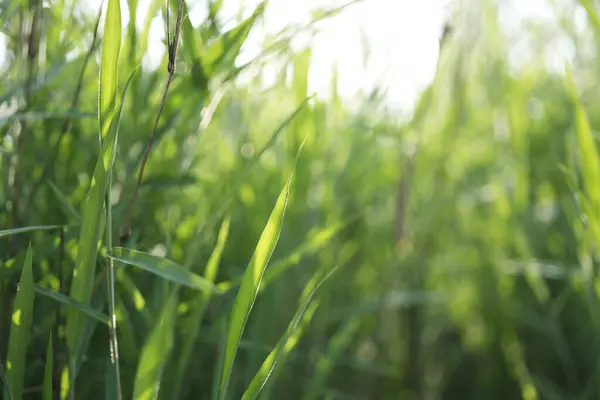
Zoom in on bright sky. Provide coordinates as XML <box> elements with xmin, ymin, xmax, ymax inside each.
<box><xmin>136</xmin><ymin>0</ymin><xmax>451</xmax><ymax>113</ymax></box>
<box><xmin>0</xmin><ymin>0</ymin><xmax>571</xmax><ymax>114</ymax></box>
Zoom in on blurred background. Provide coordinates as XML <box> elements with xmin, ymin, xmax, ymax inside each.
<box><xmin>3</xmin><ymin>0</ymin><xmax>600</xmax><ymax>399</ymax></box>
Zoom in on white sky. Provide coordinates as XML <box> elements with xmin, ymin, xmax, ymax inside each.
<box><xmin>151</xmin><ymin>0</ymin><xmax>451</xmax><ymax>112</ymax></box>
<box><xmin>0</xmin><ymin>0</ymin><xmax>573</xmax><ymax>114</ymax></box>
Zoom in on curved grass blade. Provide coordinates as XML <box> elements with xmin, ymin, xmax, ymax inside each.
<box><xmin>132</xmin><ymin>290</ymin><xmax>178</xmax><ymax>400</ymax></box>
<box><xmin>0</xmin><ymin>225</ymin><xmax>63</xmax><ymax>238</ymax></box>
<box><xmin>218</xmin><ymin>141</ymin><xmax>305</xmax><ymax>400</ymax></box>
<box><xmin>109</xmin><ymin>247</ymin><xmax>220</xmax><ymax>293</ymax></box>
<box><xmin>66</xmin><ymin>18</ymin><xmax>135</xmax><ymax>361</ymax></box>
<box><xmin>202</xmin><ymin>2</ymin><xmax>265</xmax><ymax>78</ymax></box>
<box><xmin>173</xmin><ymin>216</ymin><xmax>231</xmax><ymax>399</ymax></box>
<box><xmin>4</xmin><ymin>245</ymin><xmax>34</xmax><ymax>400</ymax></box>
<box><xmin>34</xmin><ymin>284</ymin><xmax>109</xmax><ymax>325</ymax></box>
<box><xmin>43</xmin><ymin>336</ymin><xmax>53</xmax><ymax>400</ymax></box>
<box><xmin>216</xmin><ymin>220</ymin><xmax>348</xmax><ymax>294</ymax></box>
<box><xmin>241</xmin><ymin>266</ymin><xmax>340</xmax><ymax>400</ymax></box>
<box><xmin>99</xmin><ymin>0</ymin><xmax>122</xmax><ymax>138</ymax></box>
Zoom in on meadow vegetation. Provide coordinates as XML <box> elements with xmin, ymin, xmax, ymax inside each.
<box><xmin>2</xmin><ymin>0</ymin><xmax>600</xmax><ymax>399</ymax></box>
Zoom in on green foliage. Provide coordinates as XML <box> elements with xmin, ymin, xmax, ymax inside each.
<box><xmin>4</xmin><ymin>245</ymin><xmax>34</xmax><ymax>400</ymax></box>
<box><xmin>4</xmin><ymin>0</ymin><xmax>600</xmax><ymax>399</ymax></box>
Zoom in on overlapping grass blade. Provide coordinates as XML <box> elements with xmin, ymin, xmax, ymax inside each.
<box><xmin>99</xmin><ymin>0</ymin><xmax>122</xmax><ymax>138</ymax></box>
<box><xmin>34</xmin><ymin>284</ymin><xmax>109</xmax><ymax>325</ymax></box>
<box><xmin>565</xmin><ymin>66</ymin><xmax>600</xmax><ymax>247</ymax></box>
<box><xmin>241</xmin><ymin>266</ymin><xmax>340</xmax><ymax>400</ymax></box>
<box><xmin>65</xmin><ymin>0</ymin><xmax>128</xmax><ymax>359</ymax></box>
<box><xmin>173</xmin><ymin>215</ymin><xmax>231</xmax><ymax>399</ymax></box>
<box><xmin>0</xmin><ymin>225</ymin><xmax>63</xmax><ymax>238</ymax></box>
<box><xmin>4</xmin><ymin>245</ymin><xmax>34</xmax><ymax>400</ymax></box>
<box><xmin>202</xmin><ymin>2</ymin><xmax>265</xmax><ymax>78</ymax></box>
<box><xmin>43</xmin><ymin>336</ymin><xmax>53</xmax><ymax>400</ymax></box>
<box><xmin>109</xmin><ymin>247</ymin><xmax>220</xmax><ymax>293</ymax></box>
<box><xmin>132</xmin><ymin>290</ymin><xmax>178</xmax><ymax>400</ymax></box>
<box><xmin>218</xmin><ymin>142</ymin><xmax>304</xmax><ymax>400</ymax></box>
<box><xmin>217</xmin><ymin>220</ymin><xmax>347</xmax><ymax>293</ymax></box>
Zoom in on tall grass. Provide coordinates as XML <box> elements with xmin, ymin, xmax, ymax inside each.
<box><xmin>2</xmin><ymin>0</ymin><xmax>600</xmax><ymax>399</ymax></box>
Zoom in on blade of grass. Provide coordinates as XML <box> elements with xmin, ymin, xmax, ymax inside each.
<box><xmin>0</xmin><ymin>225</ymin><xmax>63</xmax><ymax>238</ymax></box>
<box><xmin>131</xmin><ymin>290</ymin><xmax>178</xmax><ymax>400</ymax></box>
<box><xmin>4</xmin><ymin>244</ymin><xmax>34</xmax><ymax>400</ymax></box>
<box><xmin>218</xmin><ymin>141</ymin><xmax>305</xmax><ymax>400</ymax></box>
<box><xmin>65</xmin><ymin>0</ymin><xmax>131</xmax><ymax>363</ymax></box>
<box><xmin>34</xmin><ymin>285</ymin><xmax>109</xmax><ymax>325</ymax></box>
<box><xmin>241</xmin><ymin>265</ymin><xmax>340</xmax><ymax>400</ymax></box>
<box><xmin>565</xmin><ymin>66</ymin><xmax>600</xmax><ymax>213</ymax></box>
<box><xmin>99</xmin><ymin>0</ymin><xmax>122</xmax><ymax>139</ymax></box>
<box><xmin>43</xmin><ymin>336</ymin><xmax>52</xmax><ymax>400</ymax></box>
<box><xmin>201</xmin><ymin>2</ymin><xmax>265</xmax><ymax>79</ymax></box>
<box><xmin>109</xmin><ymin>247</ymin><xmax>221</xmax><ymax>293</ymax></box>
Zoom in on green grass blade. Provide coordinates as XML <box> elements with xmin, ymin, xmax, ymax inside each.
<box><xmin>202</xmin><ymin>2</ymin><xmax>265</xmax><ymax>78</ymax></box>
<box><xmin>99</xmin><ymin>0</ymin><xmax>122</xmax><ymax>138</ymax></box>
<box><xmin>105</xmin><ymin>356</ymin><xmax>118</xmax><ymax>400</ymax></box>
<box><xmin>241</xmin><ymin>266</ymin><xmax>340</xmax><ymax>400</ymax></box>
<box><xmin>4</xmin><ymin>244</ymin><xmax>34</xmax><ymax>400</ymax></box>
<box><xmin>66</xmin><ymin>47</ymin><xmax>136</xmax><ymax>362</ymax></box>
<box><xmin>34</xmin><ymin>284</ymin><xmax>110</xmax><ymax>325</ymax></box>
<box><xmin>43</xmin><ymin>336</ymin><xmax>53</xmax><ymax>400</ymax></box>
<box><xmin>565</xmin><ymin>67</ymin><xmax>600</xmax><ymax>210</ymax></box>
<box><xmin>109</xmin><ymin>247</ymin><xmax>220</xmax><ymax>293</ymax></box>
<box><xmin>579</xmin><ymin>0</ymin><xmax>600</xmax><ymax>36</ymax></box>
<box><xmin>218</xmin><ymin>142</ymin><xmax>304</xmax><ymax>400</ymax></box>
<box><xmin>173</xmin><ymin>215</ymin><xmax>231</xmax><ymax>399</ymax></box>
<box><xmin>132</xmin><ymin>290</ymin><xmax>178</xmax><ymax>400</ymax></box>
<box><xmin>0</xmin><ymin>225</ymin><xmax>63</xmax><ymax>238</ymax></box>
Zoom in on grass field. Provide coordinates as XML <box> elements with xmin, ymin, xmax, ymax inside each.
<box><xmin>2</xmin><ymin>0</ymin><xmax>600</xmax><ymax>399</ymax></box>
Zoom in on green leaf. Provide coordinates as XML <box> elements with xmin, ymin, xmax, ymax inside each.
<box><xmin>109</xmin><ymin>247</ymin><xmax>220</xmax><ymax>293</ymax></box>
<box><xmin>105</xmin><ymin>356</ymin><xmax>118</xmax><ymax>400</ymax></box>
<box><xmin>241</xmin><ymin>266</ymin><xmax>340</xmax><ymax>400</ymax></box>
<box><xmin>43</xmin><ymin>336</ymin><xmax>53</xmax><ymax>400</ymax></box>
<box><xmin>99</xmin><ymin>0</ymin><xmax>122</xmax><ymax>138</ymax></box>
<box><xmin>565</xmin><ymin>66</ymin><xmax>600</xmax><ymax>241</ymax></box>
<box><xmin>579</xmin><ymin>0</ymin><xmax>600</xmax><ymax>37</ymax></box>
<box><xmin>132</xmin><ymin>290</ymin><xmax>178</xmax><ymax>400</ymax></box>
<box><xmin>218</xmin><ymin>141</ymin><xmax>304</xmax><ymax>400</ymax></box>
<box><xmin>34</xmin><ymin>285</ymin><xmax>110</xmax><ymax>326</ymax></box>
<box><xmin>202</xmin><ymin>2</ymin><xmax>265</xmax><ymax>78</ymax></box>
<box><xmin>0</xmin><ymin>225</ymin><xmax>63</xmax><ymax>238</ymax></box>
<box><xmin>4</xmin><ymin>245</ymin><xmax>35</xmax><ymax>400</ymax></box>
<box><xmin>66</xmin><ymin>60</ymin><xmax>136</xmax><ymax>360</ymax></box>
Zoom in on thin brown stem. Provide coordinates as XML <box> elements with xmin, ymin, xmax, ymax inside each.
<box><xmin>119</xmin><ymin>0</ymin><xmax>186</xmax><ymax>245</ymax></box>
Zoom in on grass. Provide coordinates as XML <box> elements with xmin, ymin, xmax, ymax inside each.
<box><xmin>3</xmin><ymin>0</ymin><xmax>600</xmax><ymax>399</ymax></box>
